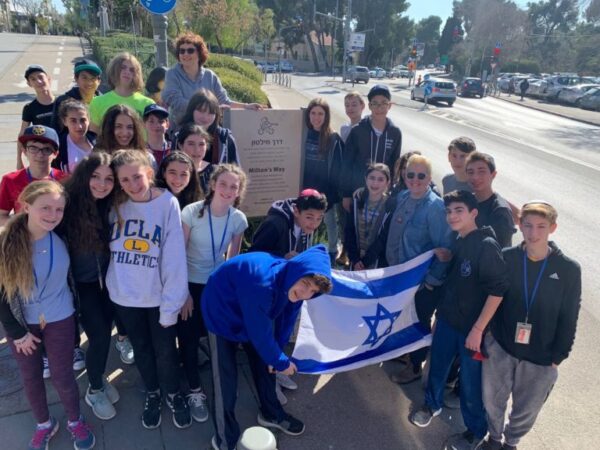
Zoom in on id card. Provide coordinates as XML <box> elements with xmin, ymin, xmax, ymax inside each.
<box><xmin>515</xmin><ymin>322</ymin><xmax>532</xmax><ymax>345</ymax></box>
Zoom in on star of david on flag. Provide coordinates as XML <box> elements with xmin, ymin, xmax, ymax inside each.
<box><xmin>291</xmin><ymin>251</ymin><xmax>434</xmax><ymax>374</ymax></box>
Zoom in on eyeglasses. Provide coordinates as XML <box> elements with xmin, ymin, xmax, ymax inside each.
<box><xmin>406</xmin><ymin>172</ymin><xmax>427</xmax><ymax>180</ymax></box>
<box><xmin>179</xmin><ymin>47</ymin><xmax>196</xmax><ymax>55</ymax></box>
<box><xmin>26</xmin><ymin>145</ymin><xmax>55</xmax><ymax>156</ymax></box>
<box><xmin>369</xmin><ymin>101</ymin><xmax>390</xmax><ymax>108</ymax></box>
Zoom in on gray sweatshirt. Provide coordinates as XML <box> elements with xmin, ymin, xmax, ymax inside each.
<box><xmin>106</xmin><ymin>190</ymin><xmax>188</xmax><ymax>326</ymax></box>
<box><xmin>162</xmin><ymin>63</ymin><xmax>232</xmax><ymax>125</ymax></box>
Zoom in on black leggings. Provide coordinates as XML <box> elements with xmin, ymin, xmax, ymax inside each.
<box><xmin>176</xmin><ymin>282</ymin><xmax>207</xmax><ymax>391</ymax></box>
<box><xmin>77</xmin><ymin>281</ymin><xmax>114</xmax><ymax>390</ymax></box>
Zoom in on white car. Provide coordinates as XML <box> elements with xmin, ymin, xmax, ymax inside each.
<box><xmin>411</xmin><ymin>79</ymin><xmax>457</xmax><ymax>106</ymax></box>
<box><xmin>557</xmin><ymin>84</ymin><xmax>600</xmax><ymax>105</ymax></box>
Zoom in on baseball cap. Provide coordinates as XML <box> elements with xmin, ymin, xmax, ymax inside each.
<box><xmin>74</xmin><ymin>59</ymin><xmax>102</xmax><ymax>76</ymax></box>
<box><xmin>143</xmin><ymin>104</ymin><xmax>169</xmax><ymax>120</ymax></box>
<box><xmin>367</xmin><ymin>84</ymin><xmax>391</xmax><ymax>101</ymax></box>
<box><xmin>18</xmin><ymin>125</ymin><xmax>59</xmax><ymax>150</ymax></box>
<box><xmin>24</xmin><ymin>64</ymin><xmax>46</xmax><ymax>80</ymax></box>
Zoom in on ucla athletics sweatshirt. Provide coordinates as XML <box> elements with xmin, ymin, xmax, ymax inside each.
<box><xmin>106</xmin><ymin>190</ymin><xmax>188</xmax><ymax>326</ymax></box>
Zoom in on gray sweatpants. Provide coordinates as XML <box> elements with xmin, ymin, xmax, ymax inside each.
<box><xmin>482</xmin><ymin>333</ymin><xmax>558</xmax><ymax>446</ymax></box>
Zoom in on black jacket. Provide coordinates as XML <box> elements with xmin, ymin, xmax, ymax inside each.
<box><xmin>342</xmin><ymin>116</ymin><xmax>402</xmax><ymax>197</ymax></box>
<box><xmin>302</xmin><ymin>131</ymin><xmax>344</xmax><ymax>208</ymax></box>
<box><xmin>344</xmin><ymin>188</ymin><xmax>395</xmax><ymax>268</ymax></box>
<box><xmin>492</xmin><ymin>242</ymin><xmax>581</xmax><ymax>366</ymax></box>
<box><xmin>249</xmin><ymin>199</ymin><xmax>315</xmax><ymax>257</ymax></box>
<box><xmin>437</xmin><ymin>226</ymin><xmax>509</xmax><ymax>335</ymax></box>
<box><xmin>53</xmin><ymin>130</ymin><xmax>97</xmax><ymax>172</ymax></box>
<box><xmin>476</xmin><ymin>192</ymin><xmax>515</xmax><ymax>249</ymax></box>
<box><xmin>172</xmin><ymin>125</ymin><xmax>239</xmax><ymax>165</ymax></box>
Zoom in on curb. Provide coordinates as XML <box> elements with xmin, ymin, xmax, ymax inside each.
<box><xmin>495</xmin><ymin>95</ymin><xmax>600</xmax><ymax>127</ymax></box>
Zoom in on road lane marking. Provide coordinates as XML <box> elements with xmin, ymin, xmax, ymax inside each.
<box><xmin>53</xmin><ymin>67</ymin><xmax>60</xmax><ymax>75</ymax></box>
<box><xmin>59</xmin><ymin>46</ymin><xmax>64</xmax><ymax>51</ymax></box>
<box><xmin>56</xmin><ymin>58</ymin><xmax>61</xmax><ymax>64</ymax></box>
<box><xmin>58</xmin><ymin>51</ymin><xmax>63</xmax><ymax>56</ymax></box>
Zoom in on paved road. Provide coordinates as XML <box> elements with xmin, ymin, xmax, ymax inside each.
<box><xmin>277</xmin><ymin>74</ymin><xmax>600</xmax><ymax>450</ymax></box>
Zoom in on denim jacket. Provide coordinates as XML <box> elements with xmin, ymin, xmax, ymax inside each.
<box><xmin>392</xmin><ymin>188</ymin><xmax>453</xmax><ymax>286</ymax></box>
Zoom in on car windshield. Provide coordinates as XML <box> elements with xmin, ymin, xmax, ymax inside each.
<box><xmin>436</xmin><ymin>82</ymin><xmax>455</xmax><ymax>89</ymax></box>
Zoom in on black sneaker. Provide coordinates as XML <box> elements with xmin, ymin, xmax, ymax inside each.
<box><xmin>477</xmin><ymin>437</ymin><xmax>503</xmax><ymax>450</ymax></box>
<box><xmin>166</xmin><ymin>392</ymin><xmax>192</xmax><ymax>429</ymax></box>
<box><xmin>257</xmin><ymin>412</ymin><xmax>305</xmax><ymax>436</ymax></box>
<box><xmin>142</xmin><ymin>392</ymin><xmax>162</xmax><ymax>429</ymax></box>
<box><xmin>444</xmin><ymin>430</ymin><xmax>484</xmax><ymax>450</ymax></box>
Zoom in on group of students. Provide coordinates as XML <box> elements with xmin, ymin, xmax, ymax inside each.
<box><xmin>0</xmin><ymin>45</ymin><xmax>582</xmax><ymax>450</ymax></box>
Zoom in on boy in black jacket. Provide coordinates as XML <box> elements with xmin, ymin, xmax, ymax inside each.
<box><xmin>250</xmin><ymin>190</ymin><xmax>327</xmax><ymax>259</ymax></box>
<box><xmin>479</xmin><ymin>201</ymin><xmax>581</xmax><ymax>450</ymax></box>
<box><xmin>342</xmin><ymin>84</ymin><xmax>402</xmax><ymax>212</ymax></box>
<box><xmin>410</xmin><ymin>190</ymin><xmax>509</xmax><ymax>450</ymax></box>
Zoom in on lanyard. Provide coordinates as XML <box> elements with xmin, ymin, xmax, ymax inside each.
<box><xmin>33</xmin><ymin>232</ymin><xmax>54</xmax><ymax>303</ymax></box>
<box><xmin>26</xmin><ymin>168</ymin><xmax>55</xmax><ymax>183</ymax></box>
<box><xmin>522</xmin><ymin>249</ymin><xmax>549</xmax><ymax>323</ymax></box>
<box><xmin>208</xmin><ymin>205</ymin><xmax>230</xmax><ymax>266</ymax></box>
<box><xmin>363</xmin><ymin>197</ymin><xmax>383</xmax><ymax>239</ymax></box>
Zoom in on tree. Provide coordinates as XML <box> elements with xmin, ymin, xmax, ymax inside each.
<box><xmin>438</xmin><ymin>16</ymin><xmax>463</xmax><ymax>59</ymax></box>
<box><xmin>415</xmin><ymin>15</ymin><xmax>442</xmax><ymax>64</ymax></box>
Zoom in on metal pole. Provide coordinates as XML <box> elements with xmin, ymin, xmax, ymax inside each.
<box><xmin>331</xmin><ymin>0</ymin><xmax>339</xmax><ymax>79</ymax></box>
<box><xmin>152</xmin><ymin>14</ymin><xmax>168</xmax><ymax>67</ymax></box>
<box><xmin>342</xmin><ymin>0</ymin><xmax>352</xmax><ymax>83</ymax></box>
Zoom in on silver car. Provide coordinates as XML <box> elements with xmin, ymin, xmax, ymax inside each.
<box><xmin>345</xmin><ymin>66</ymin><xmax>370</xmax><ymax>83</ymax></box>
<box><xmin>578</xmin><ymin>87</ymin><xmax>600</xmax><ymax>111</ymax></box>
<box><xmin>411</xmin><ymin>79</ymin><xmax>457</xmax><ymax>106</ymax></box>
<box><xmin>557</xmin><ymin>84</ymin><xmax>600</xmax><ymax>105</ymax></box>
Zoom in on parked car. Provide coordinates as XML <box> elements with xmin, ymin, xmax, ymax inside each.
<box><xmin>526</xmin><ymin>79</ymin><xmax>546</xmax><ymax>98</ymax></box>
<box><xmin>369</xmin><ymin>67</ymin><xmax>386</xmax><ymax>78</ymax></box>
<box><xmin>458</xmin><ymin>78</ymin><xmax>484</xmax><ymax>98</ymax></box>
<box><xmin>394</xmin><ymin>65</ymin><xmax>409</xmax><ymax>78</ymax></box>
<box><xmin>540</xmin><ymin>75</ymin><xmax>581</xmax><ymax>100</ymax></box>
<box><xmin>557</xmin><ymin>84</ymin><xmax>600</xmax><ymax>105</ymax></box>
<box><xmin>386</xmin><ymin>68</ymin><xmax>399</xmax><ymax>78</ymax></box>
<box><xmin>278</xmin><ymin>60</ymin><xmax>294</xmax><ymax>72</ymax></box>
<box><xmin>411</xmin><ymin>79</ymin><xmax>457</xmax><ymax>106</ymax></box>
<box><xmin>345</xmin><ymin>66</ymin><xmax>370</xmax><ymax>83</ymax></box>
<box><xmin>577</xmin><ymin>87</ymin><xmax>600</xmax><ymax>111</ymax></box>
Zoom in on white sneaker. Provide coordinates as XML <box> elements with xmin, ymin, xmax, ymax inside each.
<box><xmin>103</xmin><ymin>379</ymin><xmax>120</xmax><ymax>404</ymax></box>
<box><xmin>115</xmin><ymin>337</ymin><xmax>134</xmax><ymax>365</ymax></box>
<box><xmin>276</xmin><ymin>373</ymin><xmax>298</xmax><ymax>390</ymax></box>
<box><xmin>85</xmin><ymin>386</ymin><xmax>116</xmax><ymax>420</ymax></box>
<box><xmin>187</xmin><ymin>391</ymin><xmax>209</xmax><ymax>422</ymax></box>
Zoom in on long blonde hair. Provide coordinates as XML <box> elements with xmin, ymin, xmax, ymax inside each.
<box><xmin>0</xmin><ymin>180</ymin><xmax>66</xmax><ymax>301</ymax></box>
<box><xmin>110</xmin><ymin>149</ymin><xmax>154</xmax><ymax>228</ymax></box>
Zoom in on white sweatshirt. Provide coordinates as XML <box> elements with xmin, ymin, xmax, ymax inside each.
<box><xmin>107</xmin><ymin>190</ymin><xmax>188</xmax><ymax>326</ymax></box>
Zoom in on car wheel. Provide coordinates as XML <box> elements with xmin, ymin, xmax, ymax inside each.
<box><xmin>447</xmin><ymin>101</ymin><xmax>454</xmax><ymax>107</ymax></box>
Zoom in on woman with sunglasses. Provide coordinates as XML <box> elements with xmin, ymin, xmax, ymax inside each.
<box><xmin>162</xmin><ymin>32</ymin><xmax>263</xmax><ymax>125</ymax></box>
<box><xmin>384</xmin><ymin>154</ymin><xmax>454</xmax><ymax>385</ymax></box>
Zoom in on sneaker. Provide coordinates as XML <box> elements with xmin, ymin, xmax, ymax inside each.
<box><xmin>390</xmin><ymin>362</ymin><xmax>422</xmax><ymax>385</ymax></box>
<box><xmin>115</xmin><ymin>337</ymin><xmax>135</xmax><ymax>365</ymax></box>
<box><xmin>103</xmin><ymin>379</ymin><xmax>120</xmax><ymax>404</ymax></box>
<box><xmin>410</xmin><ymin>405</ymin><xmax>442</xmax><ymax>428</ymax></box>
<box><xmin>275</xmin><ymin>382</ymin><xmax>288</xmax><ymax>405</ymax></box>
<box><xmin>73</xmin><ymin>347</ymin><xmax>86</xmax><ymax>371</ymax></box>
<box><xmin>142</xmin><ymin>391</ymin><xmax>162</xmax><ymax>429</ymax></box>
<box><xmin>166</xmin><ymin>392</ymin><xmax>192</xmax><ymax>429</ymax></box>
<box><xmin>85</xmin><ymin>386</ymin><xmax>116</xmax><ymax>420</ymax></box>
<box><xmin>187</xmin><ymin>391</ymin><xmax>209</xmax><ymax>423</ymax></box>
<box><xmin>257</xmin><ymin>412</ymin><xmax>305</xmax><ymax>436</ymax></box>
<box><xmin>67</xmin><ymin>416</ymin><xmax>95</xmax><ymax>450</ymax></box>
<box><xmin>28</xmin><ymin>416</ymin><xmax>59</xmax><ymax>450</ymax></box>
<box><xmin>444</xmin><ymin>430</ymin><xmax>484</xmax><ymax>450</ymax></box>
<box><xmin>476</xmin><ymin>437</ymin><xmax>503</xmax><ymax>450</ymax></box>
<box><xmin>444</xmin><ymin>387</ymin><xmax>461</xmax><ymax>409</ymax></box>
<box><xmin>42</xmin><ymin>356</ymin><xmax>50</xmax><ymax>379</ymax></box>
<box><xmin>276</xmin><ymin>373</ymin><xmax>298</xmax><ymax>390</ymax></box>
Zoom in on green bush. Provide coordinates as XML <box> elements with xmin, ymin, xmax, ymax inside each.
<box><xmin>501</xmin><ymin>60</ymin><xmax>541</xmax><ymax>75</ymax></box>
<box><xmin>212</xmin><ymin>67</ymin><xmax>268</xmax><ymax>105</ymax></box>
<box><xmin>89</xmin><ymin>33</ymin><xmax>266</xmax><ymax>104</ymax></box>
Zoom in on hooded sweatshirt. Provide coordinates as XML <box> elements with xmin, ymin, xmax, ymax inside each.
<box><xmin>201</xmin><ymin>244</ymin><xmax>332</xmax><ymax>371</ymax></box>
<box><xmin>437</xmin><ymin>226</ymin><xmax>509</xmax><ymax>335</ymax></box>
<box><xmin>106</xmin><ymin>190</ymin><xmax>188</xmax><ymax>327</ymax></box>
<box><xmin>342</xmin><ymin>116</ymin><xmax>402</xmax><ymax>197</ymax></box>
<box><xmin>492</xmin><ymin>242</ymin><xmax>581</xmax><ymax>366</ymax></box>
<box><xmin>249</xmin><ymin>198</ymin><xmax>318</xmax><ymax>257</ymax></box>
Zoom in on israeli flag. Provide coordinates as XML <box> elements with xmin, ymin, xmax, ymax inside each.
<box><xmin>292</xmin><ymin>251</ymin><xmax>434</xmax><ymax>374</ymax></box>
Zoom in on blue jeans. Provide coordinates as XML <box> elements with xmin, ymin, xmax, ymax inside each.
<box><xmin>425</xmin><ymin>317</ymin><xmax>487</xmax><ymax>439</ymax></box>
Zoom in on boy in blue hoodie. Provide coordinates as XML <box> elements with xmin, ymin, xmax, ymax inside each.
<box><xmin>202</xmin><ymin>245</ymin><xmax>333</xmax><ymax>450</ymax></box>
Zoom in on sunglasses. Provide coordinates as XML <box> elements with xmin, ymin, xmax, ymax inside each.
<box><xmin>406</xmin><ymin>172</ymin><xmax>427</xmax><ymax>180</ymax></box>
<box><xmin>179</xmin><ymin>47</ymin><xmax>196</xmax><ymax>55</ymax></box>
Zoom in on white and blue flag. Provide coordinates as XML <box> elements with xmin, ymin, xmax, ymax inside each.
<box><xmin>291</xmin><ymin>251</ymin><xmax>434</xmax><ymax>374</ymax></box>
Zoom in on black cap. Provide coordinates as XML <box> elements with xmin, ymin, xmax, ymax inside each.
<box><xmin>74</xmin><ymin>59</ymin><xmax>102</xmax><ymax>76</ymax></box>
<box><xmin>143</xmin><ymin>104</ymin><xmax>169</xmax><ymax>119</ymax></box>
<box><xmin>368</xmin><ymin>84</ymin><xmax>391</xmax><ymax>101</ymax></box>
<box><xmin>24</xmin><ymin>64</ymin><xmax>46</xmax><ymax>79</ymax></box>
<box><xmin>18</xmin><ymin>125</ymin><xmax>59</xmax><ymax>149</ymax></box>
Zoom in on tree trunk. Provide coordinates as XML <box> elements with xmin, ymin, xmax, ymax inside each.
<box><xmin>305</xmin><ymin>31</ymin><xmax>320</xmax><ymax>72</ymax></box>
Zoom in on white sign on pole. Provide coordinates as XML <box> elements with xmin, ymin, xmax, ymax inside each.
<box><xmin>348</xmin><ymin>32</ymin><xmax>366</xmax><ymax>52</ymax></box>
<box><xmin>416</xmin><ymin>42</ymin><xmax>425</xmax><ymax>58</ymax></box>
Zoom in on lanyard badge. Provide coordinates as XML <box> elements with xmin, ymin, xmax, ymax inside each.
<box><xmin>515</xmin><ymin>249</ymin><xmax>549</xmax><ymax>345</ymax></box>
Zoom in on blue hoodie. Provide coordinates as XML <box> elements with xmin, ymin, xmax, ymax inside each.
<box><xmin>201</xmin><ymin>244</ymin><xmax>332</xmax><ymax>371</ymax></box>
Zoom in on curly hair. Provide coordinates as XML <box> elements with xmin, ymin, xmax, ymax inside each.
<box><xmin>61</xmin><ymin>152</ymin><xmax>113</xmax><ymax>254</ymax></box>
<box><xmin>96</xmin><ymin>104</ymin><xmax>146</xmax><ymax>154</ymax></box>
<box><xmin>197</xmin><ymin>164</ymin><xmax>247</xmax><ymax>218</ymax></box>
<box><xmin>155</xmin><ymin>151</ymin><xmax>203</xmax><ymax>210</ymax></box>
<box><xmin>0</xmin><ymin>181</ymin><xmax>66</xmax><ymax>301</ymax></box>
<box><xmin>106</xmin><ymin>52</ymin><xmax>144</xmax><ymax>92</ymax></box>
<box><xmin>174</xmin><ymin>32</ymin><xmax>209</xmax><ymax>66</ymax></box>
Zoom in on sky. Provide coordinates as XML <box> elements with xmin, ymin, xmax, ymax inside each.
<box><xmin>406</xmin><ymin>0</ymin><xmax>531</xmax><ymax>22</ymax></box>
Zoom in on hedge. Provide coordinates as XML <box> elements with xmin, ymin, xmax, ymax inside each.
<box><xmin>89</xmin><ymin>33</ymin><xmax>266</xmax><ymax>104</ymax></box>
